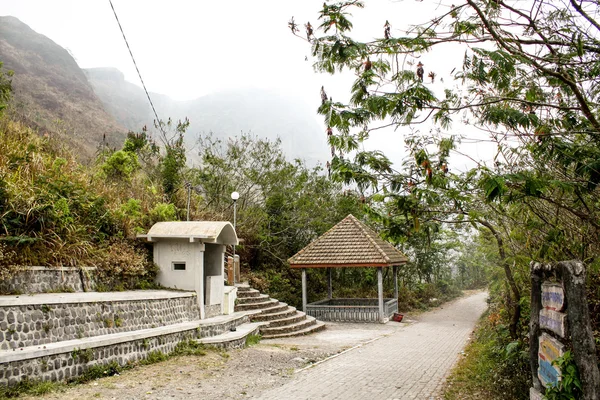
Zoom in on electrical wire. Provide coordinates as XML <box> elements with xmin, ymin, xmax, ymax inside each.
<box><xmin>108</xmin><ymin>0</ymin><xmax>167</xmax><ymax>137</ymax></box>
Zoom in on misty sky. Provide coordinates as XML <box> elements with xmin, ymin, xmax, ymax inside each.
<box><xmin>1</xmin><ymin>0</ymin><xmax>497</xmax><ymax>169</ymax></box>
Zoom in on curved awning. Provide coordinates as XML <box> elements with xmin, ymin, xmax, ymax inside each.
<box><xmin>138</xmin><ymin>221</ymin><xmax>238</xmax><ymax>245</ymax></box>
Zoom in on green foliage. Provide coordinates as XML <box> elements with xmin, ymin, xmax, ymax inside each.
<box><xmin>544</xmin><ymin>352</ymin><xmax>583</xmax><ymax>400</ymax></box>
<box><xmin>171</xmin><ymin>339</ymin><xmax>207</xmax><ymax>356</ymax></box>
<box><xmin>101</xmin><ymin>150</ymin><xmax>139</xmax><ymax>181</ymax></box>
<box><xmin>156</xmin><ymin>118</ymin><xmax>188</xmax><ymax>199</ymax></box>
<box><xmin>0</xmin><ymin>377</ymin><xmax>62</xmax><ymax>399</ymax></box>
<box><xmin>141</xmin><ymin>350</ymin><xmax>169</xmax><ymax>365</ymax></box>
<box><xmin>149</xmin><ymin>202</ymin><xmax>177</xmax><ymax>223</ymax></box>
<box><xmin>444</xmin><ymin>309</ymin><xmax>531</xmax><ymax>400</ymax></box>
<box><xmin>0</xmin><ymin>61</ymin><xmax>13</xmax><ymax>114</ymax></box>
<box><xmin>70</xmin><ymin>361</ymin><xmax>122</xmax><ymax>384</ymax></box>
<box><xmin>245</xmin><ymin>334</ymin><xmax>261</xmax><ymax>346</ymax></box>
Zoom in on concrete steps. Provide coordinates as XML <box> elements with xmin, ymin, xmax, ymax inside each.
<box><xmin>260</xmin><ymin>316</ymin><xmax>318</xmax><ymax>336</ymax></box>
<box><xmin>236</xmin><ymin>293</ymin><xmax>269</xmax><ymax>304</ymax></box>
<box><xmin>234</xmin><ymin>298</ymin><xmax>279</xmax><ymax>311</ymax></box>
<box><xmin>198</xmin><ymin>322</ymin><xmax>261</xmax><ymax>349</ymax></box>
<box><xmin>236</xmin><ymin>288</ymin><xmax>261</xmax><ymax>298</ymax></box>
<box><xmin>234</xmin><ymin>284</ymin><xmax>325</xmax><ymax>339</ymax></box>
<box><xmin>261</xmin><ymin>320</ymin><xmax>326</xmax><ymax>339</ymax></box>
<box><xmin>251</xmin><ymin>306</ymin><xmax>297</xmax><ymax>322</ymax></box>
<box><xmin>264</xmin><ymin>311</ymin><xmax>306</xmax><ymax>327</ymax></box>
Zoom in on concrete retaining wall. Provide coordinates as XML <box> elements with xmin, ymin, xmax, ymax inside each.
<box><xmin>0</xmin><ymin>295</ymin><xmax>200</xmax><ymax>350</ymax></box>
<box><xmin>0</xmin><ymin>328</ymin><xmax>201</xmax><ymax>386</ymax></box>
<box><xmin>0</xmin><ymin>267</ymin><xmax>96</xmax><ymax>294</ymax></box>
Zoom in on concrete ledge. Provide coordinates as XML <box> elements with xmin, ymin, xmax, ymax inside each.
<box><xmin>197</xmin><ymin>311</ymin><xmax>260</xmax><ymax>328</ymax></box>
<box><xmin>0</xmin><ymin>320</ymin><xmax>204</xmax><ymax>363</ymax></box>
<box><xmin>0</xmin><ymin>290</ymin><xmax>195</xmax><ymax>306</ymax></box>
<box><xmin>8</xmin><ymin>267</ymin><xmax>97</xmax><ymax>272</ymax></box>
<box><xmin>199</xmin><ymin>322</ymin><xmax>261</xmax><ymax>345</ymax></box>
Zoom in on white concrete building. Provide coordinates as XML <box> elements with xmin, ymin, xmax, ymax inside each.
<box><xmin>139</xmin><ymin>221</ymin><xmax>238</xmax><ymax>319</ymax></box>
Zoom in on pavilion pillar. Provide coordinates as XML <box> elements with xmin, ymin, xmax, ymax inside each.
<box><xmin>327</xmin><ymin>267</ymin><xmax>333</xmax><ymax>299</ymax></box>
<box><xmin>393</xmin><ymin>265</ymin><xmax>399</xmax><ymax>299</ymax></box>
<box><xmin>377</xmin><ymin>267</ymin><xmax>384</xmax><ymax>323</ymax></box>
<box><xmin>302</xmin><ymin>268</ymin><xmax>307</xmax><ymax>312</ymax></box>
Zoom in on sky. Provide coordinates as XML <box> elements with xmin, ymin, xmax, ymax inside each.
<box><xmin>0</xmin><ymin>0</ymin><xmax>498</xmax><ymax>170</ymax></box>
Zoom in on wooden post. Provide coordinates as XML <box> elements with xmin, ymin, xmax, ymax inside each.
<box><xmin>234</xmin><ymin>255</ymin><xmax>240</xmax><ymax>283</ymax></box>
<box><xmin>302</xmin><ymin>268</ymin><xmax>307</xmax><ymax>312</ymax></box>
<box><xmin>328</xmin><ymin>267</ymin><xmax>333</xmax><ymax>299</ymax></box>
<box><xmin>227</xmin><ymin>256</ymin><xmax>234</xmax><ymax>286</ymax></box>
<box><xmin>377</xmin><ymin>267</ymin><xmax>384</xmax><ymax>323</ymax></box>
<box><xmin>393</xmin><ymin>266</ymin><xmax>399</xmax><ymax>300</ymax></box>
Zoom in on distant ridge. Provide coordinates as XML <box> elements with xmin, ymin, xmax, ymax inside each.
<box><xmin>85</xmin><ymin>69</ymin><xmax>329</xmax><ymax>165</ymax></box>
<box><xmin>0</xmin><ymin>16</ymin><xmax>329</xmax><ymax>165</ymax></box>
<box><xmin>0</xmin><ymin>16</ymin><xmax>126</xmax><ymax>157</ymax></box>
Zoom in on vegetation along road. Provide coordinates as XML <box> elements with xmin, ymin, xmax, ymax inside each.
<box><xmin>20</xmin><ymin>291</ymin><xmax>487</xmax><ymax>400</ymax></box>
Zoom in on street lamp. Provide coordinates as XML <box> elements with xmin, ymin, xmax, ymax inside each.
<box><xmin>231</xmin><ymin>191</ymin><xmax>240</xmax><ymax>229</ymax></box>
<box><xmin>231</xmin><ymin>191</ymin><xmax>240</xmax><ymax>265</ymax></box>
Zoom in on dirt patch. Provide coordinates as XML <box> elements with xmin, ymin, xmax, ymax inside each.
<box><xmin>18</xmin><ymin>342</ymin><xmax>345</xmax><ymax>400</ymax></box>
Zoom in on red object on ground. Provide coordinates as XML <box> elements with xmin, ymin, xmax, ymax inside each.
<box><xmin>392</xmin><ymin>313</ymin><xmax>404</xmax><ymax>322</ymax></box>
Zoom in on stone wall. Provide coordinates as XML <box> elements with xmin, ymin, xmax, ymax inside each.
<box><xmin>199</xmin><ymin>315</ymin><xmax>250</xmax><ymax>338</ymax></box>
<box><xmin>204</xmin><ymin>304</ymin><xmax>222</xmax><ymax>319</ymax></box>
<box><xmin>0</xmin><ymin>267</ymin><xmax>96</xmax><ymax>294</ymax></box>
<box><xmin>0</xmin><ymin>296</ymin><xmax>201</xmax><ymax>350</ymax></box>
<box><xmin>0</xmin><ymin>328</ymin><xmax>202</xmax><ymax>386</ymax></box>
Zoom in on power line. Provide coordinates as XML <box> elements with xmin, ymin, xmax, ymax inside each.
<box><xmin>108</xmin><ymin>0</ymin><xmax>167</xmax><ymax>137</ymax></box>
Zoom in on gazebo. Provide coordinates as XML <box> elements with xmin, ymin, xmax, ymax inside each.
<box><xmin>289</xmin><ymin>214</ymin><xmax>408</xmax><ymax>323</ymax></box>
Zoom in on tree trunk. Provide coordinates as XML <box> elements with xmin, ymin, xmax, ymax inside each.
<box><xmin>478</xmin><ymin>219</ymin><xmax>521</xmax><ymax>339</ymax></box>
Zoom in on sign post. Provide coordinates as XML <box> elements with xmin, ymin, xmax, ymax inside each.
<box><xmin>529</xmin><ymin>261</ymin><xmax>600</xmax><ymax>399</ymax></box>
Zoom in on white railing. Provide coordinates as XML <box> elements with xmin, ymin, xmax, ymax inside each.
<box><xmin>306</xmin><ymin>298</ymin><xmax>398</xmax><ymax>322</ymax></box>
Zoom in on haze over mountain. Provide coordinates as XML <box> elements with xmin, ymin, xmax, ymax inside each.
<box><xmin>0</xmin><ymin>15</ymin><xmax>329</xmax><ymax>165</ymax></box>
<box><xmin>85</xmin><ymin>67</ymin><xmax>329</xmax><ymax>165</ymax></box>
<box><xmin>0</xmin><ymin>15</ymin><xmax>126</xmax><ymax>154</ymax></box>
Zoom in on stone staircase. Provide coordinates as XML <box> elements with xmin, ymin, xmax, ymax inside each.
<box><xmin>235</xmin><ymin>284</ymin><xmax>325</xmax><ymax>339</ymax></box>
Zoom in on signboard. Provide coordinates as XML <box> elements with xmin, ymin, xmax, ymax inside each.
<box><xmin>540</xmin><ymin>308</ymin><xmax>567</xmax><ymax>338</ymax></box>
<box><xmin>541</xmin><ymin>283</ymin><xmax>565</xmax><ymax>311</ymax></box>
<box><xmin>538</xmin><ymin>333</ymin><xmax>564</xmax><ymax>388</ymax></box>
<box><xmin>530</xmin><ymin>387</ymin><xmax>544</xmax><ymax>400</ymax></box>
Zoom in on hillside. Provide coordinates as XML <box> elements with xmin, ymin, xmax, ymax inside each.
<box><xmin>85</xmin><ymin>68</ymin><xmax>330</xmax><ymax>165</ymax></box>
<box><xmin>0</xmin><ymin>16</ymin><xmax>126</xmax><ymax>156</ymax></box>
<box><xmin>0</xmin><ymin>15</ymin><xmax>328</xmax><ymax>165</ymax></box>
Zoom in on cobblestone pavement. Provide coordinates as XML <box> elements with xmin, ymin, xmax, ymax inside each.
<box><xmin>256</xmin><ymin>291</ymin><xmax>488</xmax><ymax>400</ymax></box>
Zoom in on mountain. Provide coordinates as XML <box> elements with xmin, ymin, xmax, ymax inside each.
<box><xmin>0</xmin><ymin>16</ymin><xmax>329</xmax><ymax>165</ymax></box>
<box><xmin>0</xmin><ymin>16</ymin><xmax>126</xmax><ymax>156</ymax></box>
<box><xmin>85</xmin><ymin>68</ymin><xmax>329</xmax><ymax>165</ymax></box>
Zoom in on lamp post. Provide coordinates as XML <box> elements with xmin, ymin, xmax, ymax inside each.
<box><xmin>231</xmin><ymin>191</ymin><xmax>239</xmax><ymax>254</ymax></box>
<box><xmin>231</xmin><ymin>191</ymin><xmax>240</xmax><ymax>283</ymax></box>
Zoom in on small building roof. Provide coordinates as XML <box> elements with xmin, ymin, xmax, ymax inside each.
<box><xmin>288</xmin><ymin>214</ymin><xmax>408</xmax><ymax>268</ymax></box>
<box><xmin>138</xmin><ymin>221</ymin><xmax>238</xmax><ymax>245</ymax></box>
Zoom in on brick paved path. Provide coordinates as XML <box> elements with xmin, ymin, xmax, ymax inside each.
<box><xmin>256</xmin><ymin>291</ymin><xmax>488</xmax><ymax>400</ymax></box>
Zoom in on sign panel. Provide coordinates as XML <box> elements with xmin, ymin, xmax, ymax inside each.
<box><xmin>538</xmin><ymin>333</ymin><xmax>564</xmax><ymax>388</ymax></box>
<box><xmin>540</xmin><ymin>308</ymin><xmax>567</xmax><ymax>338</ymax></box>
<box><xmin>541</xmin><ymin>283</ymin><xmax>565</xmax><ymax>311</ymax></box>
<box><xmin>530</xmin><ymin>387</ymin><xmax>544</xmax><ymax>400</ymax></box>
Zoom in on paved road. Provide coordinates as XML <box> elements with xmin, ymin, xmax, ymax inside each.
<box><xmin>257</xmin><ymin>291</ymin><xmax>488</xmax><ymax>400</ymax></box>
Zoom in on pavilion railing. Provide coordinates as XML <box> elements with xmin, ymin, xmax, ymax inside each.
<box><xmin>306</xmin><ymin>298</ymin><xmax>398</xmax><ymax>323</ymax></box>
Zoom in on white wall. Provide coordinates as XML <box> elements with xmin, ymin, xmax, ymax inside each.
<box><xmin>204</xmin><ymin>244</ymin><xmax>224</xmax><ymax>306</ymax></box>
<box><xmin>154</xmin><ymin>240</ymin><xmax>204</xmax><ymax>292</ymax></box>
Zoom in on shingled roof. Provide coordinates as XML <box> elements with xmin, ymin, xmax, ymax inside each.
<box><xmin>288</xmin><ymin>214</ymin><xmax>408</xmax><ymax>268</ymax></box>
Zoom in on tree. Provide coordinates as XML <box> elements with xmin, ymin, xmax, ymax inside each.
<box><xmin>293</xmin><ymin>0</ymin><xmax>600</xmax><ymax>339</ymax></box>
<box><xmin>156</xmin><ymin>118</ymin><xmax>189</xmax><ymax>200</ymax></box>
<box><xmin>0</xmin><ymin>61</ymin><xmax>13</xmax><ymax>114</ymax></box>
